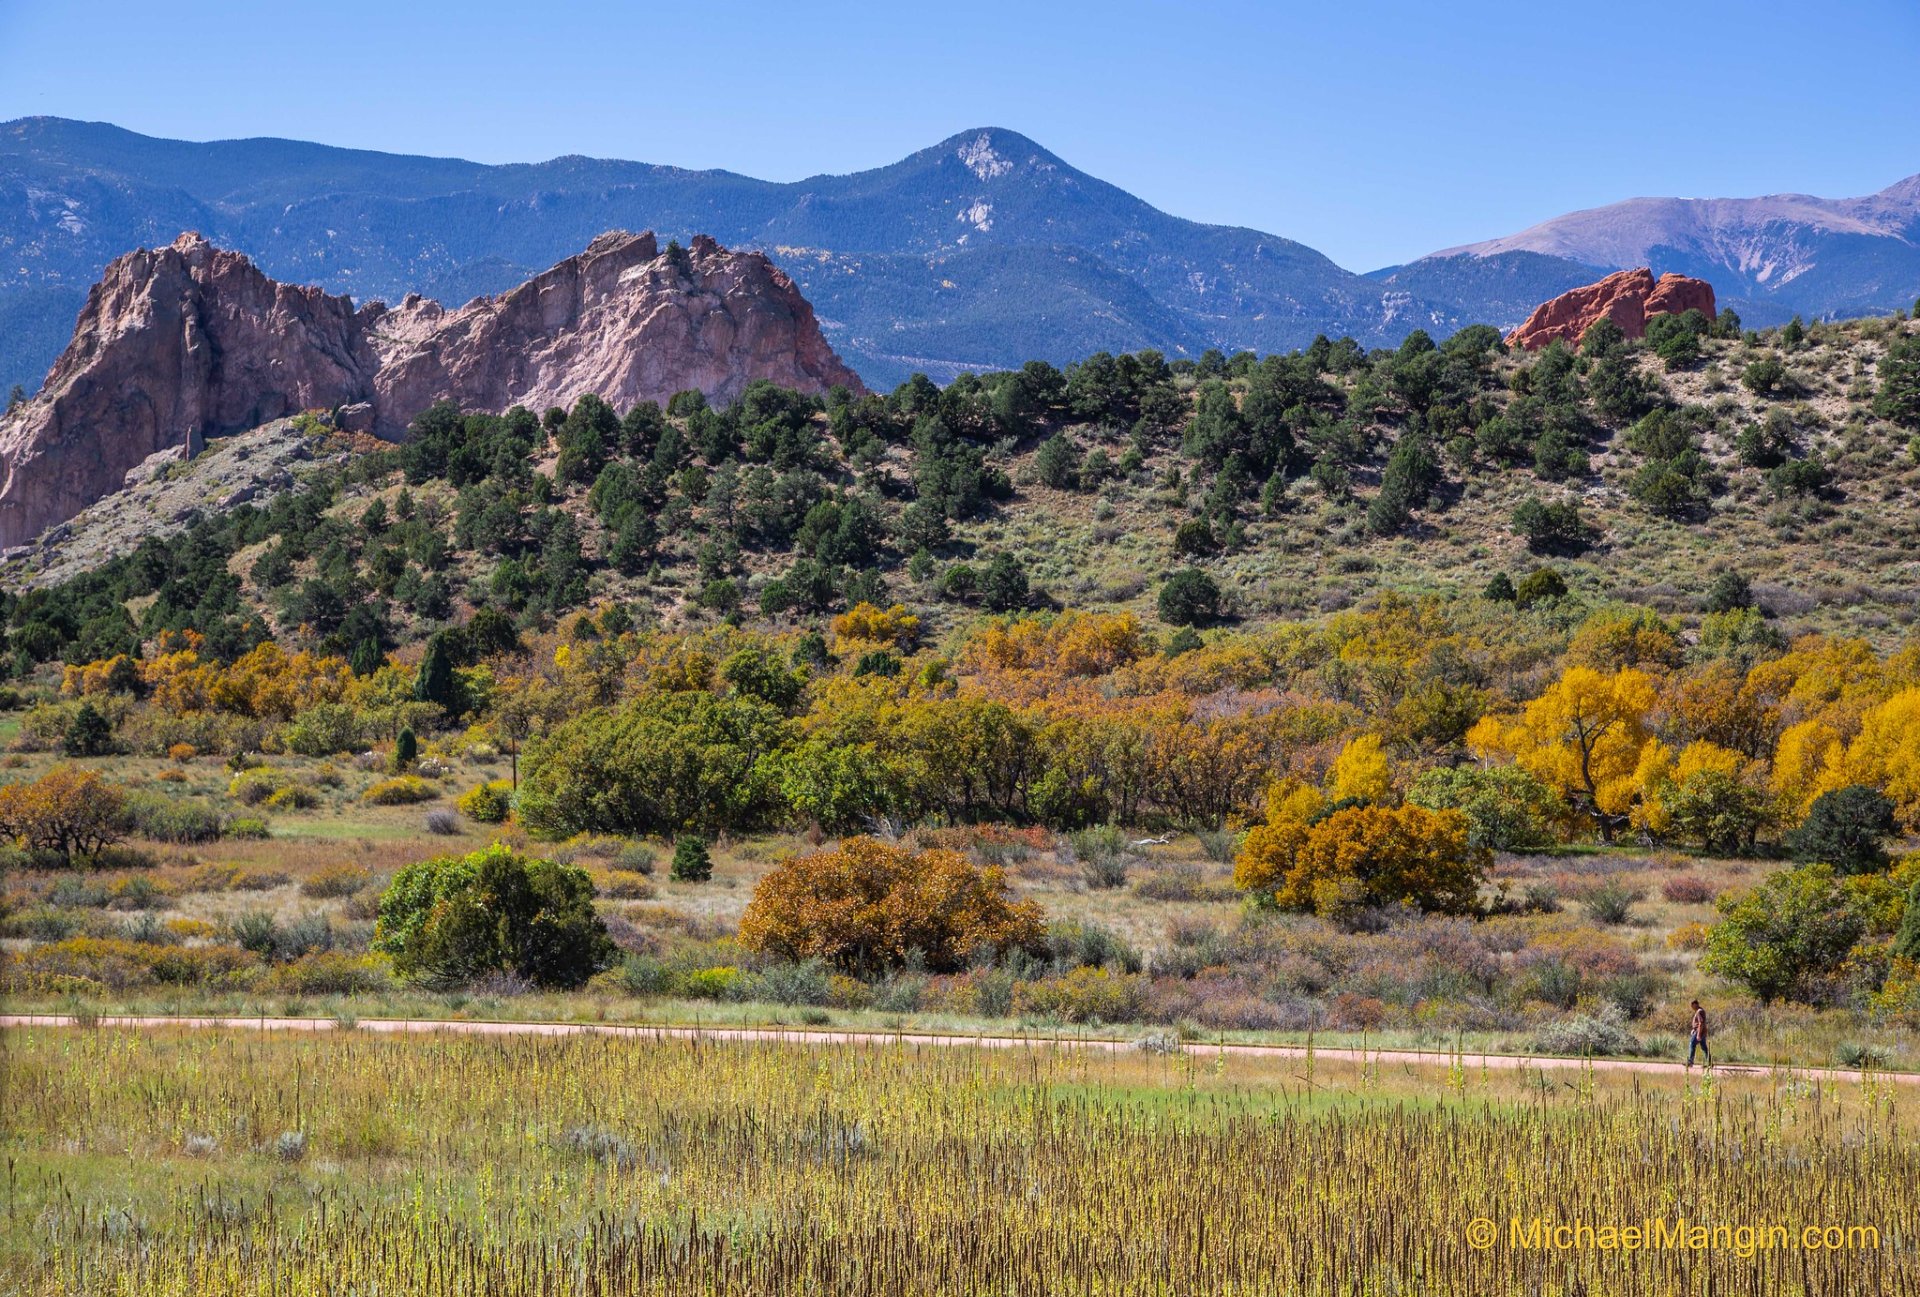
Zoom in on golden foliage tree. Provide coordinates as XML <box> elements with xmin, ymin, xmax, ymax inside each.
<box><xmin>831</xmin><ymin>602</ymin><xmax>922</xmax><ymax>652</ymax></box>
<box><xmin>0</xmin><ymin>765</ymin><xmax>127</xmax><ymax>862</ymax></box>
<box><xmin>739</xmin><ymin>836</ymin><xmax>1045</xmax><ymax>973</ymax></box>
<box><xmin>1235</xmin><ymin>780</ymin><xmax>1486</xmax><ymax>917</ymax></box>
<box><xmin>1467</xmin><ymin>666</ymin><xmax>1658</xmax><ymax>841</ymax></box>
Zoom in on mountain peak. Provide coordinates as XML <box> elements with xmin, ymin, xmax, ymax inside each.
<box><xmin>914</xmin><ymin>127</ymin><xmax>1067</xmax><ymax>180</ymax></box>
<box><xmin>1873</xmin><ymin>173</ymin><xmax>1920</xmax><ymax>205</ymax></box>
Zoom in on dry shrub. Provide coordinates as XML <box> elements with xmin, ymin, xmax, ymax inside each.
<box><xmin>1329</xmin><ymin>991</ymin><xmax>1389</xmax><ymax>1030</ymax></box>
<box><xmin>301</xmin><ymin>865</ymin><xmax>374</xmax><ymax>899</ymax></box>
<box><xmin>3</xmin><ymin>937</ymin><xmax>261</xmax><ymax>992</ymax></box>
<box><xmin>740</xmin><ymin>837</ymin><xmax>1044</xmax><ymax>973</ymax></box>
<box><xmin>1133</xmin><ymin>864</ymin><xmax>1234</xmax><ymax>902</ymax></box>
<box><xmin>1666</xmin><ymin>920</ymin><xmax>1711</xmax><ymax>950</ymax></box>
<box><xmin>1011</xmin><ymin>966</ymin><xmax>1146</xmax><ymax>1024</ymax></box>
<box><xmin>1660</xmin><ymin>875</ymin><xmax>1717</xmax><ymax>904</ymax></box>
<box><xmin>362</xmin><ymin>776</ymin><xmax>437</xmax><ymax>806</ymax></box>
<box><xmin>261</xmin><ymin>952</ymin><xmax>391</xmax><ymax>995</ymax></box>
<box><xmin>228</xmin><ymin>769</ymin><xmax>290</xmax><ymax>806</ymax></box>
<box><xmin>597</xmin><ymin>870</ymin><xmax>656</xmax><ymax>900</ymax></box>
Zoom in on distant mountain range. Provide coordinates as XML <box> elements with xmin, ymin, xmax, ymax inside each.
<box><xmin>1379</xmin><ymin>176</ymin><xmax>1920</xmax><ymax>334</ymax></box>
<box><xmin>3</xmin><ymin>117</ymin><xmax>1917</xmax><ymax>395</ymax></box>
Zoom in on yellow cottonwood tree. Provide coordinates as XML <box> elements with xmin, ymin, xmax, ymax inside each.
<box><xmin>1839</xmin><ymin>689</ymin><xmax>1920</xmax><ymax>829</ymax></box>
<box><xmin>1234</xmin><ymin>778</ymin><xmax>1484</xmax><ymax>916</ymax></box>
<box><xmin>1632</xmin><ymin>739</ymin><xmax>1746</xmax><ymax>835</ymax></box>
<box><xmin>1327</xmin><ymin>733</ymin><xmax>1392</xmax><ymax>804</ymax></box>
<box><xmin>1467</xmin><ymin>666</ymin><xmax>1659</xmax><ymax>841</ymax></box>
<box><xmin>1769</xmin><ymin>718</ymin><xmax>1848</xmax><ymax>819</ymax></box>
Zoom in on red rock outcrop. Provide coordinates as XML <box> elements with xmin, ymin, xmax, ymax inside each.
<box><xmin>369</xmin><ymin>232</ymin><xmax>862</xmax><ymax>436</ymax></box>
<box><xmin>0</xmin><ymin>233</ymin><xmax>382</xmax><ymax>549</ymax></box>
<box><xmin>1506</xmin><ymin>267</ymin><xmax>1716</xmax><ymax>351</ymax></box>
<box><xmin>0</xmin><ymin>231</ymin><xmax>866</xmax><ymax>548</ymax></box>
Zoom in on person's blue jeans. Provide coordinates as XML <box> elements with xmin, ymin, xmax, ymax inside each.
<box><xmin>1688</xmin><ymin>1037</ymin><xmax>1710</xmax><ymax>1067</ymax></box>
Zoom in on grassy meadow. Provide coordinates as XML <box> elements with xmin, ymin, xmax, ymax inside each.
<box><xmin>3</xmin><ymin>1025</ymin><xmax>1914</xmax><ymax>1295</ymax></box>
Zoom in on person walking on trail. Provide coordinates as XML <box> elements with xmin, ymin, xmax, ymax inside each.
<box><xmin>1686</xmin><ymin>1000</ymin><xmax>1711</xmax><ymax>1070</ymax></box>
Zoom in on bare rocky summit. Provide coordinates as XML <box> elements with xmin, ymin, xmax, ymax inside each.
<box><xmin>0</xmin><ymin>230</ymin><xmax>863</xmax><ymax>549</ymax></box>
<box><xmin>1506</xmin><ymin>267</ymin><xmax>1716</xmax><ymax>351</ymax></box>
<box><xmin>368</xmin><ymin>231</ymin><xmax>862</xmax><ymax>436</ymax></box>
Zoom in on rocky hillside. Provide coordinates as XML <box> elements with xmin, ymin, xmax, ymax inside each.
<box><xmin>6</xmin><ymin>305</ymin><xmax>1916</xmax><ymax>674</ymax></box>
<box><xmin>8</xmin><ymin>416</ymin><xmax>375</xmax><ymax>589</ymax></box>
<box><xmin>371</xmin><ymin>232</ymin><xmax>861</xmax><ymax>435</ymax></box>
<box><xmin>0</xmin><ymin>230</ymin><xmax>862</xmax><ymax>549</ymax></box>
<box><xmin>0</xmin><ymin>234</ymin><xmax>383</xmax><ymax>550</ymax></box>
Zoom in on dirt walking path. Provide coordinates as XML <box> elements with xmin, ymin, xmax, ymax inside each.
<box><xmin>3</xmin><ymin>1012</ymin><xmax>1909</xmax><ymax>1085</ymax></box>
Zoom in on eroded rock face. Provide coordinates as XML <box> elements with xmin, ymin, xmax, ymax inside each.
<box><xmin>0</xmin><ymin>233</ymin><xmax>381</xmax><ymax>548</ymax></box>
<box><xmin>1506</xmin><ymin>267</ymin><xmax>1716</xmax><ymax>351</ymax></box>
<box><xmin>369</xmin><ymin>232</ymin><xmax>863</xmax><ymax>435</ymax></box>
<box><xmin>0</xmin><ymin>230</ymin><xmax>865</xmax><ymax>548</ymax></box>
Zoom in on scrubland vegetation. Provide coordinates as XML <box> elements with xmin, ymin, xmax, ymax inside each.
<box><xmin>2</xmin><ymin>310</ymin><xmax>1920</xmax><ymax>1073</ymax></box>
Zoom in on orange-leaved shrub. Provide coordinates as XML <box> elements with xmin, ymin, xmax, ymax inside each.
<box><xmin>739</xmin><ymin>836</ymin><xmax>1045</xmax><ymax>974</ymax></box>
<box><xmin>1234</xmin><ymin>780</ymin><xmax>1486</xmax><ymax>917</ymax></box>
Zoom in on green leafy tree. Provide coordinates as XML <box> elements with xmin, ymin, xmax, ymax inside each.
<box><xmin>1407</xmin><ymin>764</ymin><xmax>1563</xmax><ymax>851</ymax></box>
<box><xmin>1625</xmin><ymin>407</ymin><xmax>1721</xmax><ymax>516</ymax></box>
<box><xmin>1643</xmin><ymin>310</ymin><xmax>1708</xmax><ymax>369</ymax></box>
<box><xmin>412</xmin><ymin>632</ymin><xmax>460</xmax><ymax>713</ymax></box>
<box><xmin>374</xmin><ymin>844</ymin><xmax>612</xmax><ymax>989</ymax></box>
<box><xmin>517</xmin><ymin>692</ymin><xmax>789</xmax><ymax>838</ymax></box>
<box><xmin>1366</xmin><ymin>435</ymin><xmax>1440</xmax><ymax>535</ymax></box>
<box><xmin>1511</xmin><ymin>496</ymin><xmax>1594</xmax><ymax>556</ymax></box>
<box><xmin>1735</xmin><ymin>411</ymin><xmax>1795</xmax><ymax>468</ymax></box>
<box><xmin>981</xmin><ymin>553</ymin><xmax>1030</xmax><ymax>612</ymax></box>
<box><xmin>1172</xmin><ymin>519</ymin><xmax>1216</xmax><ymax>556</ymax></box>
<box><xmin>1702</xmin><ymin>864</ymin><xmax>1866</xmax><ymax>1004</ymax></box>
<box><xmin>1663</xmin><ymin>769</ymin><xmax>1771</xmax><ymax>855</ymax></box>
<box><xmin>1580</xmin><ymin>317</ymin><xmax>1627</xmax><ymax>358</ymax></box>
<box><xmin>1704</xmin><ymin>571</ymin><xmax>1754</xmax><ymax>613</ymax></box>
<box><xmin>1513</xmin><ymin>567</ymin><xmax>1568</xmax><ymax>608</ymax></box>
<box><xmin>391</xmin><ymin>726</ymin><xmax>418</xmax><ymax>773</ymax></box>
<box><xmin>1034</xmin><ymin>434</ymin><xmax>1081</xmax><ymax>489</ymax></box>
<box><xmin>1895</xmin><ymin>879</ymin><xmax>1920</xmax><ymax>962</ymax></box>
<box><xmin>1766</xmin><ymin>458</ymin><xmax>1831</xmax><ymax>499</ymax></box>
<box><xmin>1741</xmin><ymin>355</ymin><xmax>1787</xmax><ymax>396</ymax></box>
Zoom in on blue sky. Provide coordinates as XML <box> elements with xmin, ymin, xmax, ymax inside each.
<box><xmin>2</xmin><ymin>0</ymin><xmax>1915</xmax><ymax>270</ymax></box>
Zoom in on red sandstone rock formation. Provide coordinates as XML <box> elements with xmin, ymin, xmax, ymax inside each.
<box><xmin>0</xmin><ymin>231</ymin><xmax>866</xmax><ymax>548</ymax></box>
<box><xmin>369</xmin><ymin>232</ymin><xmax>862</xmax><ymax>436</ymax></box>
<box><xmin>0</xmin><ymin>233</ymin><xmax>382</xmax><ymax>549</ymax></box>
<box><xmin>1506</xmin><ymin>267</ymin><xmax>1716</xmax><ymax>351</ymax></box>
